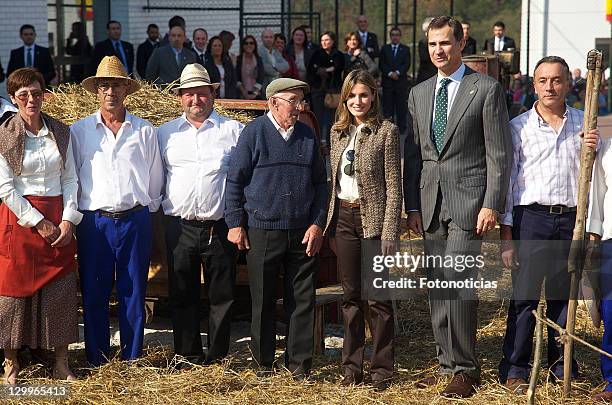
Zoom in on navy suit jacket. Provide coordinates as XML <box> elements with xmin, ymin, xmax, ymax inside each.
<box><xmin>7</xmin><ymin>45</ymin><xmax>56</xmax><ymax>86</ymax></box>
<box><xmin>90</xmin><ymin>38</ymin><xmax>135</xmax><ymax>75</ymax></box>
<box><xmin>379</xmin><ymin>43</ymin><xmax>410</xmax><ymax>89</ymax></box>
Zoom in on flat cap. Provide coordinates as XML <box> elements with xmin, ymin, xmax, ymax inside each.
<box><xmin>266</xmin><ymin>78</ymin><xmax>310</xmax><ymax>99</ymax></box>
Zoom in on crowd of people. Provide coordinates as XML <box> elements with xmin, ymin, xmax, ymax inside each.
<box><xmin>1</xmin><ymin>12</ymin><xmax>612</xmax><ymax>403</ymax></box>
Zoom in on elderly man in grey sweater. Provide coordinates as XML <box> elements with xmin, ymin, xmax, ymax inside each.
<box><xmin>260</xmin><ymin>29</ymin><xmax>289</xmax><ymax>96</ymax></box>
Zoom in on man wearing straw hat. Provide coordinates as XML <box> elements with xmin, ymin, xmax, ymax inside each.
<box><xmin>70</xmin><ymin>55</ymin><xmax>163</xmax><ymax>366</ymax></box>
<box><xmin>225</xmin><ymin>78</ymin><xmax>328</xmax><ymax>378</ymax></box>
<box><xmin>157</xmin><ymin>64</ymin><xmax>243</xmax><ymax>368</ymax></box>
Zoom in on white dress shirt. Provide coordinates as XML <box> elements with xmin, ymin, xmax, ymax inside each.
<box><xmin>432</xmin><ymin>63</ymin><xmax>465</xmax><ymax>124</ymax></box>
<box><xmin>336</xmin><ymin>124</ymin><xmax>362</xmax><ymax>202</ymax></box>
<box><xmin>494</xmin><ymin>36</ymin><xmax>505</xmax><ymax>52</ymax></box>
<box><xmin>588</xmin><ymin>137</ymin><xmax>612</xmax><ymax>240</ymax></box>
<box><xmin>266</xmin><ymin>111</ymin><xmax>294</xmax><ymax>141</ymax></box>
<box><xmin>70</xmin><ymin>110</ymin><xmax>163</xmax><ymax>213</ymax></box>
<box><xmin>0</xmin><ymin>121</ymin><xmax>82</xmax><ymax>227</ymax></box>
<box><xmin>23</xmin><ymin>44</ymin><xmax>35</xmax><ymax>67</ymax></box>
<box><xmin>158</xmin><ymin>111</ymin><xmax>243</xmax><ymax>220</ymax></box>
<box><xmin>501</xmin><ymin>103</ymin><xmax>584</xmax><ymax>226</ymax></box>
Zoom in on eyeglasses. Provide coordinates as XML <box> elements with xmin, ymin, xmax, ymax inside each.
<box><xmin>97</xmin><ymin>82</ymin><xmax>127</xmax><ymax>92</ymax></box>
<box><xmin>343</xmin><ymin>149</ymin><xmax>355</xmax><ymax>176</ymax></box>
<box><xmin>14</xmin><ymin>90</ymin><xmax>44</xmax><ymax>101</ymax></box>
<box><xmin>273</xmin><ymin>96</ymin><xmax>306</xmax><ymax>109</ymax></box>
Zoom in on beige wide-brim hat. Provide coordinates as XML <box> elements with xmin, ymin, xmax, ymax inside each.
<box><xmin>172</xmin><ymin>63</ymin><xmax>220</xmax><ymax>94</ymax></box>
<box><xmin>82</xmin><ymin>55</ymin><xmax>141</xmax><ymax>95</ymax></box>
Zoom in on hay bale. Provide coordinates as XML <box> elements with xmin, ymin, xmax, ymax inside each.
<box><xmin>43</xmin><ymin>81</ymin><xmax>254</xmax><ymax>126</ymax></box>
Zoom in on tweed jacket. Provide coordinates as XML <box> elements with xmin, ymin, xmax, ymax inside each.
<box><xmin>324</xmin><ymin>119</ymin><xmax>402</xmax><ymax>240</ymax></box>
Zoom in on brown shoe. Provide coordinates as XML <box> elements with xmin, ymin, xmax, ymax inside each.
<box><xmin>504</xmin><ymin>378</ymin><xmax>528</xmax><ymax>394</ymax></box>
<box><xmin>341</xmin><ymin>373</ymin><xmax>363</xmax><ymax>386</ymax></box>
<box><xmin>414</xmin><ymin>374</ymin><xmax>446</xmax><ymax>389</ymax></box>
<box><xmin>441</xmin><ymin>372</ymin><xmax>479</xmax><ymax>398</ymax></box>
<box><xmin>592</xmin><ymin>391</ymin><xmax>612</xmax><ymax>403</ymax></box>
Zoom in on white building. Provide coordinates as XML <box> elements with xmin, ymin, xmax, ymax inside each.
<box><xmin>0</xmin><ymin>0</ymin><xmax>284</xmax><ymax>96</ymax></box>
<box><xmin>521</xmin><ymin>0</ymin><xmax>610</xmax><ymax>75</ymax></box>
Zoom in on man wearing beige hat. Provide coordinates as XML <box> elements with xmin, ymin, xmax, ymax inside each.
<box><xmin>70</xmin><ymin>55</ymin><xmax>163</xmax><ymax>366</ymax></box>
<box><xmin>157</xmin><ymin>64</ymin><xmax>243</xmax><ymax>367</ymax></box>
<box><xmin>225</xmin><ymin>78</ymin><xmax>328</xmax><ymax>378</ymax></box>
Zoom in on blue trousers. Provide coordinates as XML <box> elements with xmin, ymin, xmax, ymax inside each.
<box><xmin>499</xmin><ymin>206</ymin><xmax>578</xmax><ymax>382</ymax></box>
<box><xmin>600</xmin><ymin>241</ymin><xmax>612</xmax><ymax>391</ymax></box>
<box><xmin>77</xmin><ymin>209</ymin><xmax>152</xmax><ymax>366</ymax></box>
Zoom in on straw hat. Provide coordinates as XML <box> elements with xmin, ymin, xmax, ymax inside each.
<box><xmin>82</xmin><ymin>56</ymin><xmax>141</xmax><ymax>95</ymax></box>
<box><xmin>172</xmin><ymin>64</ymin><xmax>219</xmax><ymax>94</ymax></box>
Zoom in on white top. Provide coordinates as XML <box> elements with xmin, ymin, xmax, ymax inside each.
<box><xmin>588</xmin><ymin>137</ymin><xmax>612</xmax><ymax>240</ymax></box>
<box><xmin>433</xmin><ymin>63</ymin><xmax>465</xmax><ymax>123</ymax></box>
<box><xmin>0</xmin><ymin>98</ymin><xmax>17</xmax><ymax>117</ymax></box>
<box><xmin>0</xmin><ymin>121</ymin><xmax>82</xmax><ymax>227</ymax></box>
<box><xmin>266</xmin><ymin>111</ymin><xmax>294</xmax><ymax>141</ymax></box>
<box><xmin>216</xmin><ymin>63</ymin><xmax>226</xmax><ymax>98</ymax></box>
<box><xmin>336</xmin><ymin>124</ymin><xmax>361</xmax><ymax>202</ymax></box>
<box><xmin>157</xmin><ymin>111</ymin><xmax>243</xmax><ymax>220</ymax></box>
<box><xmin>501</xmin><ymin>103</ymin><xmax>584</xmax><ymax>226</ymax></box>
<box><xmin>70</xmin><ymin>110</ymin><xmax>163</xmax><ymax>213</ymax></box>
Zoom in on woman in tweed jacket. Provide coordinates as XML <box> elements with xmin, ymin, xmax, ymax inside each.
<box><xmin>323</xmin><ymin>69</ymin><xmax>402</xmax><ymax>390</ymax></box>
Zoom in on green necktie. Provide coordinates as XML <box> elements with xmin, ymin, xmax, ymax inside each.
<box><xmin>433</xmin><ymin>77</ymin><xmax>451</xmax><ymax>153</ymax></box>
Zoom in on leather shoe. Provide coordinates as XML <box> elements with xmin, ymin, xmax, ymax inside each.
<box><xmin>340</xmin><ymin>374</ymin><xmax>363</xmax><ymax>386</ymax></box>
<box><xmin>592</xmin><ymin>390</ymin><xmax>612</xmax><ymax>402</ymax></box>
<box><xmin>372</xmin><ymin>378</ymin><xmax>392</xmax><ymax>391</ymax></box>
<box><xmin>414</xmin><ymin>374</ymin><xmax>446</xmax><ymax>389</ymax></box>
<box><xmin>504</xmin><ymin>378</ymin><xmax>528</xmax><ymax>395</ymax></box>
<box><xmin>441</xmin><ymin>372</ymin><xmax>479</xmax><ymax>398</ymax></box>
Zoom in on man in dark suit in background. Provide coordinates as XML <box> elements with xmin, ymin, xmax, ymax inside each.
<box><xmin>191</xmin><ymin>28</ymin><xmax>208</xmax><ymax>65</ymax></box>
<box><xmin>379</xmin><ymin>27</ymin><xmax>410</xmax><ymax>134</ymax></box>
<box><xmin>461</xmin><ymin>21</ymin><xmax>477</xmax><ymax>56</ymax></box>
<box><xmin>136</xmin><ymin>24</ymin><xmax>159</xmax><ymax>79</ymax></box>
<box><xmin>356</xmin><ymin>15</ymin><xmax>380</xmax><ymax>59</ymax></box>
<box><xmin>90</xmin><ymin>20</ymin><xmax>135</xmax><ymax>75</ymax></box>
<box><xmin>483</xmin><ymin>21</ymin><xmax>516</xmax><ymax>54</ymax></box>
<box><xmin>404</xmin><ymin>16</ymin><xmax>512</xmax><ymax>398</ymax></box>
<box><xmin>146</xmin><ymin>25</ymin><xmax>197</xmax><ymax>85</ymax></box>
<box><xmin>7</xmin><ymin>24</ymin><xmax>56</xmax><ymax>86</ymax></box>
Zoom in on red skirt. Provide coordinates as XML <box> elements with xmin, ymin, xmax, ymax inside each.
<box><xmin>0</xmin><ymin>195</ymin><xmax>77</xmax><ymax>297</ymax></box>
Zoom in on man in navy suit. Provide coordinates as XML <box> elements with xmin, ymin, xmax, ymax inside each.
<box><xmin>483</xmin><ymin>21</ymin><xmax>516</xmax><ymax>54</ymax></box>
<box><xmin>90</xmin><ymin>21</ymin><xmax>135</xmax><ymax>75</ymax></box>
<box><xmin>379</xmin><ymin>27</ymin><xmax>410</xmax><ymax>134</ymax></box>
<box><xmin>7</xmin><ymin>24</ymin><xmax>56</xmax><ymax>87</ymax></box>
<box><xmin>136</xmin><ymin>24</ymin><xmax>159</xmax><ymax>78</ymax></box>
<box><xmin>356</xmin><ymin>15</ymin><xmax>380</xmax><ymax>59</ymax></box>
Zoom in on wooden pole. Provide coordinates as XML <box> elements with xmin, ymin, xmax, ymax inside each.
<box><xmin>563</xmin><ymin>49</ymin><xmax>603</xmax><ymax>398</ymax></box>
<box><xmin>528</xmin><ymin>303</ymin><xmax>545</xmax><ymax>405</ymax></box>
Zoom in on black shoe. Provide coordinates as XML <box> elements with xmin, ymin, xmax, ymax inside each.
<box><xmin>341</xmin><ymin>374</ymin><xmax>364</xmax><ymax>386</ymax></box>
<box><xmin>372</xmin><ymin>378</ymin><xmax>392</xmax><ymax>392</ymax></box>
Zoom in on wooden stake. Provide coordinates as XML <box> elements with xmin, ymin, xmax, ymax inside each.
<box><xmin>528</xmin><ymin>303</ymin><xmax>545</xmax><ymax>405</ymax></box>
<box><xmin>564</xmin><ymin>49</ymin><xmax>603</xmax><ymax>398</ymax></box>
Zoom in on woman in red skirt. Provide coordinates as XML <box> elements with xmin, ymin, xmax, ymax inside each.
<box><xmin>0</xmin><ymin>68</ymin><xmax>82</xmax><ymax>384</ymax></box>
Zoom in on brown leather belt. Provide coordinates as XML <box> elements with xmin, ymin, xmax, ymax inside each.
<box><xmin>339</xmin><ymin>199</ymin><xmax>360</xmax><ymax>209</ymax></box>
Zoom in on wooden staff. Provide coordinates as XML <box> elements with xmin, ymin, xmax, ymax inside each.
<box><xmin>528</xmin><ymin>303</ymin><xmax>545</xmax><ymax>405</ymax></box>
<box><xmin>564</xmin><ymin>49</ymin><xmax>603</xmax><ymax>397</ymax></box>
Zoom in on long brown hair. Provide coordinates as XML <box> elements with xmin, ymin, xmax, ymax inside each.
<box><xmin>332</xmin><ymin>69</ymin><xmax>381</xmax><ymax>132</ymax></box>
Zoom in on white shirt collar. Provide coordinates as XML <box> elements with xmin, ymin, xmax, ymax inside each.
<box><xmin>95</xmin><ymin>109</ymin><xmax>133</xmax><ymax>128</ymax></box>
<box><xmin>437</xmin><ymin>63</ymin><xmax>466</xmax><ymax>85</ymax></box>
<box><xmin>267</xmin><ymin>111</ymin><xmax>294</xmax><ymax>140</ymax></box>
<box><xmin>179</xmin><ymin>110</ymin><xmax>219</xmax><ymax>130</ymax></box>
<box><xmin>25</xmin><ymin>119</ymin><xmax>49</xmax><ymax>138</ymax></box>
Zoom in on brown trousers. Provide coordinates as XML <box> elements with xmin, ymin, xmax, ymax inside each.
<box><xmin>334</xmin><ymin>203</ymin><xmax>394</xmax><ymax>380</ymax></box>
